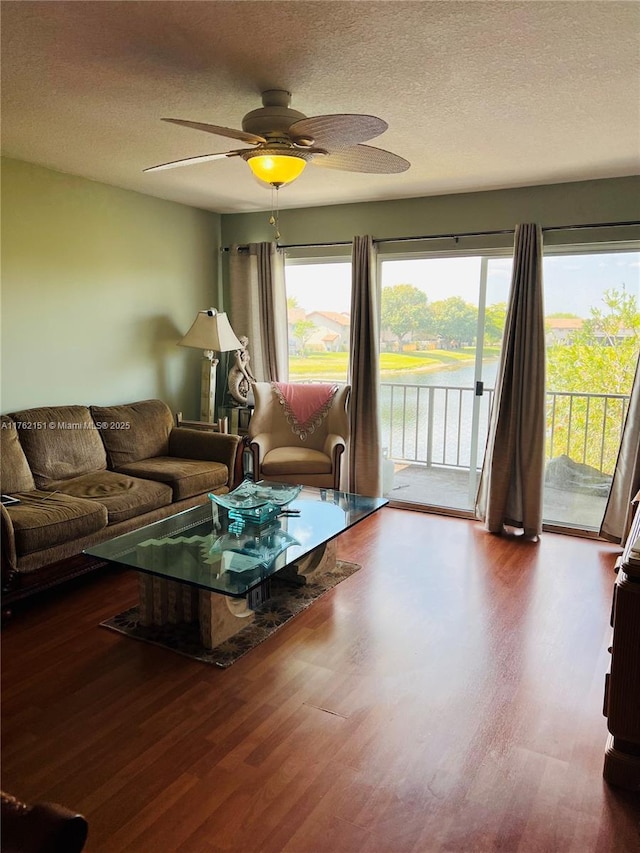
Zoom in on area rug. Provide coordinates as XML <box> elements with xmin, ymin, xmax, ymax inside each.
<box><xmin>100</xmin><ymin>560</ymin><xmax>360</xmax><ymax>668</ymax></box>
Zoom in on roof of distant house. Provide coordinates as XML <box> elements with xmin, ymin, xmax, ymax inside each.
<box><xmin>545</xmin><ymin>318</ymin><xmax>584</xmax><ymax>329</ymax></box>
<box><xmin>307</xmin><ymin>311</ymin><xmax>351</xmax><ymax>326</ymax></box>
<box><xmin>287</xmin><ymin>308</ymin><xmax>307</xmax><ymax>323</ymax></box>
<box><xmin>322</xmin><ymin>332</ymin><xmax>340</xmax><ymax>342</ymax></box>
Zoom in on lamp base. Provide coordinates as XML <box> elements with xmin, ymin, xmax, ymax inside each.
<box><xmin>200</xmin><ymin>355</ymin><xmax>218</xmax><ymax>423</ymax></box>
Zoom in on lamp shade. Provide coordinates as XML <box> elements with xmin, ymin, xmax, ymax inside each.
<box><xmin>178</xmin><ymin>309</ymin><xmax>242</xmax><ymax>353</ymax></box>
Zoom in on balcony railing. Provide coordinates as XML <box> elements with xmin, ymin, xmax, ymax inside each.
<box><xmin>380</xmin><ymin>382</ymin><xmax>630</xmax><ymax>475</ymax></box>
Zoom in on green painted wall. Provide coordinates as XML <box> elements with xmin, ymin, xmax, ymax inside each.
<box><xmin>1</xmin><ymin>158</ymin><xmax>221</xmax><ymax>416</ymax></box>
<box><xmin>3</xmin><ymin>161</ymin><xmax>637</xmax><ymax>416</ymax></box>
<box><xmin>221</xmin><ymin>177</ymin><xmax>640</xmax><ymax>252</ymax></box>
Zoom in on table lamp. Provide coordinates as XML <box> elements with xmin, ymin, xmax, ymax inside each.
<box><xmin>178</xmin><ymin>308</ymin><xmax>242</xmax><ymax>422</ymax></box>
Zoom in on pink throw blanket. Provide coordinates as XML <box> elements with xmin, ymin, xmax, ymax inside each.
<box><xmin>272</xmin><ymin>382</ymin><xmax>338</xmax><ymax>441</ymax></box>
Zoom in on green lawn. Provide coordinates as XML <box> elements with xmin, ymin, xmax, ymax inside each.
<box><xmin>289</xmin><ymin>347</ymin><xmax>500</xmax><ymax>378</ymax></box>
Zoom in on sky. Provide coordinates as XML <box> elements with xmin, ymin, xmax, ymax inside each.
<box><xmin>285</xmin><ymin>251</ymin><xmax>640</xmax><ymax>319</ymax></box>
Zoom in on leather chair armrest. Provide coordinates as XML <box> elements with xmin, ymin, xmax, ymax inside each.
<box><xmin>248</xmin><ymin>433</ymin><xmax>276</xmax><ymax>458</ymax></box>
<box><xmin>1</xmin><ymin>790</ymin><xmax>88</xmax><ymax>852</ymax></box>
<box><xmin>323</xmin><ymin>433</ymin><xmax>346</xmax><ymax>458</ymax></box>
<box><xmin>247</xmin><ymin>433</ymin><xmax>276</xmax><ymax>479</ymax></box>
<box><xmin>323</xmin><ymin>434</ymin><xmax>346</xmax><ymax>489</ymax></box>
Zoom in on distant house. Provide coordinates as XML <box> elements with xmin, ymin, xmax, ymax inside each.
<box><xmin>306</xmin><ymin>311</ymin><xmax>351</xmax><ymax>351</ymax></box>
<box><xmin>545</xmin><ymin>317</ymin><xmax>584</xmax><ymax>345</ymax></box>
<box><xmin>320</xmin><ymin>331</ymin><xmax>340</xmax><ymax>351</ymax></box>
<box><xmin>288</xmin><ymin>307</ymin><xmax>307</xmax><ymax>324</ymax></box>
<box><xmin>545</xmin><ymin>317</ymin><xmax>638</xmax><ymax>347</ymax></box>
<box><xmin>593</xmin><ymin>327</ymin><xmax>637</xmax><ymax>345</ymax></box>
<box><xmin>287</xmin><ymin>306</ymin><xmax>308</xmax><ymax>354</ymax></box>
<box><xmin>380</xmin><ymin>329</ymin><xmax>442</xmax><ymax>352</ymax></box>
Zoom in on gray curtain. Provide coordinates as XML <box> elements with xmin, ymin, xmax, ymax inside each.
<box><xmin>348</xmin><ymin>235</ymin><xmax>382</xmax><ymax>496</ymax></box>
<box><xmin>228</xmin><ymin>242</ymin><xmax>288</xmax><ymax>382</ymax></box>
<box><xmin>600</xmin><ymin>352</ymin><xmax>640</xmax><ymax>543</ymax></box>
<box><xmin>475</xmin><ymin>223</ymin><xmax>546</xmax><ymax>537</ymax></box>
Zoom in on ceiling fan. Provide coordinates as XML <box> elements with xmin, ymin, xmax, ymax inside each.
<box><xmin>144</xmin><ymin>89</ymin><xmax>410</xmax><ymax>188</ymax></box>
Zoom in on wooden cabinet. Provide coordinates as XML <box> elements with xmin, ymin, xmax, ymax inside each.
<box><xmin>603</xmin><ymin>494</ymin><xmax>640</xmax><ymax>790</ymax></box>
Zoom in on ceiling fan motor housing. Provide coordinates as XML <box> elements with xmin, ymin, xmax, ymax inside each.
<box><xmin>242</xmin><ymin>89</ymin><xmax>307</xmax><ymax>139</ymax></box>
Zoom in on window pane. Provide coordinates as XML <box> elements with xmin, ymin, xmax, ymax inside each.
<box><xmin>284</xmin><ymin>261</ymin><xmax>351</xmax><ymax>383</ymax></box>
<box><xmin>543</xmin><ymin>249</ymin><xmax>640</xmax><ymax>530</ymax></box>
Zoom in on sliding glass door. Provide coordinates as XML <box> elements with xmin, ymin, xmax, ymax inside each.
<box><xmin>542</xmin><ymin>245</ymin><xmax>640</xmax><ymax>532</ymax></box>
<box><xmin>379</xmin><ymin>253</ymin><xmax>512</xmax><ymax>512</ymax></box>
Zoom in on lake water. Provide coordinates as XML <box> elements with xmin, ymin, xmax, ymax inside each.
<box><xmin>381</xmin><ymin>359</ymin><xmax>499</xmax><ymax>390</ymax></box>
<box><xmin>379</xmin><ymin>359</ymin><xmax>500</xmax><ymax>468</ymax></box>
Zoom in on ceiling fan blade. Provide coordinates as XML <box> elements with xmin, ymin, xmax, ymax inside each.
<box><xmin>161</xmin><ymin>118</ymin><xmax>265</xmax><ymax>145</ymax></box>
<box><xmin>143</xmin><ymin>150</ymin><xmax>244</xmax><ymax>173</ymax></box>
<box><xmin>289</xmin><ymin>114</ymin><xmax>387</xmax><ymax>149</ymax></box>
<box><xmin>312</xmin><ymin>144</ymin><xmax>410</xmax><ymax>174</ymax></box>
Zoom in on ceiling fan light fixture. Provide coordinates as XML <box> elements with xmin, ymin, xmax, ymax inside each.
<box><xmin>243</xmin><ymin>150</ymin><xmax>308</xmax><ymax>187</ymax></box>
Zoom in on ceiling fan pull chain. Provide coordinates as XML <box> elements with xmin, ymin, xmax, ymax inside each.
<box><xmin>268</xmin><ymin>186</ymin><xmax>281</xmax><ymax>241</ymax></box>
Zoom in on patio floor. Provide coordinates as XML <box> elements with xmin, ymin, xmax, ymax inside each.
<box><xmin>386</xmin><ymin>462</ymin><xmax>608</xmax><ymax>531</ymax></box>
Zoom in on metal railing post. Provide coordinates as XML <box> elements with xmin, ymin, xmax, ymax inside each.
<box><xmin>426</xmin><ymin>387</ymin><xmax>434</xmax><ymax>468</ymax></box>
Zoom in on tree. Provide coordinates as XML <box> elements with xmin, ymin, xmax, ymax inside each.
<box><xmin>429</xmin><ymin>297</ymin><xmax>477</xmax><ymax>346</ymax></box>
<box><xmin>484</xmin><ymin>302</ymin><xmax>507</xmax><ymax>345</ymax></box>
<box><xmin>547</xmin><ymin>286</ymin><xmax>640</xmax><ymax>394</ymax></box>
<box><xmin>546</xmin><ymin>286</ymin><xmax>640</xmax><ymax>473</ymax></box>
<box><xmin>292</xmin><ymin>319</ymin><xmax>316</xmax><ymax>355</ymax></box>
<box><xmin>287</xmin><ymin>296</ymin><xmax>299</xmax><ymax>309</ymax></box>
<box><xmin>381</xmin><ymin>284</ymin><xmax>430</xmax><ymax>343</ymax></box>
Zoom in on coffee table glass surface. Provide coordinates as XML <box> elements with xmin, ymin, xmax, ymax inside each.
<box><xmin>85</xmin><ymin>485</ymin><xmax>387</xmax><ymax>598</ymax></box>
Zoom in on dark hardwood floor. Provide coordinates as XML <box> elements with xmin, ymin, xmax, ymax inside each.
<box><xmin>2</xmin><ymin>509</ymin><xmax>639</xmax><ymax>852</ymax></box>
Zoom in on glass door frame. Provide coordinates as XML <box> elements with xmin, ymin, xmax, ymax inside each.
<box><xmin>377</xmin><ymin>246</ymin><xmax>514</xmax><ymax>516</ymax></box>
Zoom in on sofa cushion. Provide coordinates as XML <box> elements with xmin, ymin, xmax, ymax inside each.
<box><xmin>46</xmin><ymin>470</ymin><xmax>172</xmax><ymax>525</ymax></box>
<box><xmin>6</xmin><ymin>490</ymin><xmax>108</xmax><ymax>557</ymax></box>
<box><xmin>91</xmin><ymin>399</ymin><xmax>174</xmax><ymax>469</ymax></box>
<box><xmin>116</xmin><ymin>457</ymin><xmax>229</xmax><ymax>501</ymax></box>
<box><xmin>262</xmin><ymin>447</ymin><xmax>332</xmax><ymax>476</ymax></box>
<box><xmin>0</xmin><ymin>416</ymin><xmax>36</xmax><ymax>493</ymax></box>
<box><xmin>9</xmin><ymin>406</ymin><xmax>107</xmax><ymax>488</ymax></box>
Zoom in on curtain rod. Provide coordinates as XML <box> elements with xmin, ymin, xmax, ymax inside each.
<box><xmin>221</xmin><ymin>220</ymin><xmax>640</xmax><ymax>252</ymax></box>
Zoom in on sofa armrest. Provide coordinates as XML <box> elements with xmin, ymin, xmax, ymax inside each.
<box><xmin>1</xmin><ymin>505</ymin><xmax>17</xmax><ymax>590</ymax></box>
<box><xmin>169</xmin><ymin>429</ymin><xmax>241</xmax><ymax>484</ymax></box>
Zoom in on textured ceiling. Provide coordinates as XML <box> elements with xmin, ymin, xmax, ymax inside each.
<box><xmin>1</xmin><ymin>1</ymin><xmax>639</xmax><ymax>214</ymax></box>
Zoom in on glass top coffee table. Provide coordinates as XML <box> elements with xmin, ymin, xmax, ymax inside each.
<box><xmin>86</xmin><ymin>485</ymin><xmax>387</xmax><ymax>649</ymax></box>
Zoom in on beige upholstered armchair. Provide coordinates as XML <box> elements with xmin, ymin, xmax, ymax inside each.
<box><xmin>247</xmin><ymin>382</ymin><xmax>350</xmax><ymax>489</ymax></box>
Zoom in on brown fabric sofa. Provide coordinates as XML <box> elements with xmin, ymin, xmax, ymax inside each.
<box><xmin>1</xmin><ymin>399</ymin><xmax>241</xmax><ymax>604</ymax></box>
